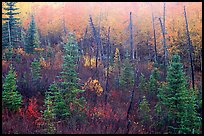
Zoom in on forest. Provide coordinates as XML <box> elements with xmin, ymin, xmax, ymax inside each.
<box><xmin>2</xmin><ymin>2</ymin><xmax>202</xmax><ymax>134</ymax></box>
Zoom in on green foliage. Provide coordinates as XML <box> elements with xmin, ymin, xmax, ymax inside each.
<box><xmin>2</xmin><ymin>2</ymin><xmax>21</xmax><ymax>48</ymax></box>
<box><xmin>44</xmin><ymin>32</ymin><xmax>86</xmax><ymax>122</ymax></box>
<box><xmin>138</xmin><ymin>73</ymin><xmax>147</xmax><ymax>92</ymax></box>
<box><xmin>2</xmin><ymin>64</ymin><xmax>22</xmax><ymax>112</ymax></box>
<box><xmin>138</xmin><ymin>96</ymin><xmax>152</xmax><ymax>127</ymax></box>
<box><xmin>25</xmin><ymin>15</ymin><xmax>40</xmax><ymax>54</ymax></box>
<box><xmin>3</xmin><ymin>47</ymin><xmax>13</xmax><ymax>61</ymax></box>
<box><xmin>31</xmin><ymin>58</ymin><xmax>41</xmax><ymax>81</ymax></box>
<box><xmin>119</xmin><ymin>51</ymin><xmax>134</xmax><ymax>89</ymax></box>
<box><xmin>43</xmin><ymin>91</ymin><xmax>56</xmax><ymax>134</ymax></box>
<box><xmin>148</xmin><ymin>68</ymin><xmax>160</xmax><ymax>99</ymax></box>
<box><xmin>158</xmin><ymin>54</ymin><xmax>201</xmax><ymax>134</ymax></box>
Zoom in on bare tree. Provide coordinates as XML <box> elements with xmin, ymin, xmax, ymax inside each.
<box><xmin>159</xmin><ymin>2</ymin><xmax>168</xmax><ymax>76</ymax></box>
<box><xmin>89</xmin><ymin>15</ymin><xmax>100</xmax><ymax>74</ymax></box>
<box><xmin>151</xmin><ymin>11</ymin><xmax>158</xmax><ymax>63</ymax></box>
<box><xmin>129</xmin><ymin>12</ymin><xmax>134</xmax><ymax>61</ymax></box>
<box><xmin>184</xmin><ymin>6</ymin><xmax>195</xmax><ymax>90</ymax></box>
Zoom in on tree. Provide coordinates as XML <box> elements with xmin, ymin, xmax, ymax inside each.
<box><xmin>48</xmin><ymin>32</ymin><xmax>86</xmax><ymax>121</ymax></box>
<box><xmin>43</xmin><ymin>90</ymin><xmax>56</xmax><ymax>134</ymax></box>
<box><xmin>119</xmin><ymin>51</ymin><xmax>134</xmax><ymax>90</ymax></box>
<box><xmin>184</xmin><ymin>6</ymin><xmax>195</xmax><ymax>90</ymax></box>
<box><xmin>25</xmin><ymin>15</ymin><xmax>40</xmax><ymax>54</ymax></box>
<box><xmin>138</xmin><ymin>73</ymin><xmax>148</xmax><ymax>93</ymax></box>
<box><xmin>31</xmin><ymin>58</ymin><xmax>41</xmax><ymax>82</ymax></box>
<box><xmin>159</xmin><ymin>54</ymin><xmax>201</xmax><ymax>134</ymax></box>
<box><xmin>148</xmin><ymin>67</ymin><xmax>160</xmax><ymax>100</ymax></box>
<box><xmin>2</xmin><ymin>64</ymin><xmax>22</xmax><ymax>112</ymax></box>
<box><xmin>158</xmin><ymin>2</ymin><xmax>168</xmax><ymax>77</ymax></box>
<box><xmin>138</xmin><ymin>96</ymin><xmax>152</xmax><ymax>130</ymax></box>
<box><xmin>2</xmin><ymin>2</ymin><xmax>21</xmax><ymax>48</ymax></box>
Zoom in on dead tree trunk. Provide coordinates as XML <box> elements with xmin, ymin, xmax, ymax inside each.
<box><xmin>104</xmin><ymin>27</ymin><xmax>110</xmax><ymax>134</ymax></box>
<box><xmin>126</xmin><ymin>67</ymin><xmax>138</xmax><ymax>134</ymax></box>
<box><xmin>8</xmin><ymin>21</ymin><xmax>12</xmax><ymax>47</ymax></box>
<box><xmin>184</xmin><ymin>6</ymin><xmax>195</xmax><ymax>90</ymax></box>
<box><xmin>105</xmin><ymin>26</ymin><xmax>110</xmax><ymax>106</ymax></box>
<box><xmin>129</xmin><ymin>12</ymin><xmax>134</xmax><ymax>61</ymax></box>
<box><xmin>151</xmin><ymin>12</ymin><xmax>158</xmax><ymax>63</ymax></box>
<box><xmin>89</xmin><ymin>15</ymin><xmax>100</xmax><ymax>76</ymax></box>
<box><xmin>159</xmin><ymin>17</ymin><xmax>167</xmax><ymax>76</ymax></box>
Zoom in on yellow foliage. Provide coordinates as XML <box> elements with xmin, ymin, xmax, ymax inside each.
<box><xmin>114</xmin><ymin>48</ymin><xmax>120</xmax><ymax>64</ymax></box>
<box><xmin>83</xmin><ymin>55</ymin><xmax>96</xmax><ymax>68</ymax></box>
<box><xmin>83</xmin><ymin>77</ymin><xmax>103</xmax><ymax>96</ymax></box>
<box><xmin>34</xmin><ymin>48</ymin><xmax>45</xmax><ymax>51</ymax></box>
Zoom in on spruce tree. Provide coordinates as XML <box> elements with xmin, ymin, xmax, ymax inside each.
<box><xmin>59</xmin><ymin>32</ymin><xmax>86</xmax><ymax>120</ymax></box>
<box><xmin>45</xmin><ymin>32</ymin><xmax>86</xmax><ymax>122</ymax></box>
<box><xmin>25</xmin><ymin>15</ymin><xmax>40</xmax><ymax>54</ymax></box>
<box><xmin>159</xmin><ymin>54</ymin><xmax>201</xmax><ymax>134</ymax></box>
<box><xmin>43</xmin><ymin>91</ymin><xmax>56</xmax><ymax>134</ymax></box>
<box><xmin>2</xmin><ymin>2</ymin><xmax>21</xmax><ymax>48</ymax></box>
<box><xmin>148</xmin><ymin>68</ymin><xmax>160</xmax><ymax>100</ymax></box>
<box><xmin>31</xmin><ymin>58</ymin><xmax>41</xmax><ymax>81</ymax></box>
<box><xmin>119</xmin><ymin>50</ymin><xmax>134</xmax><ymax>89</ymax></box>
<box><xmin>138</xmin><ymin>96</ymin><xmax>152</xmax><ymax>129</ymax></box>
<box><xmin>2</xmin><ymin>64</ymin><xmax>22</xmax><ymax>112</ymax></box>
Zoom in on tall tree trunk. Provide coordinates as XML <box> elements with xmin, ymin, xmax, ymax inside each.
<box><xmin>89</xmin><ymin>15</ymin><xmax>100</xmax><ymax>76</ymax></box>
<box><xmin>8</xmin><ymin>21</ymin><xmax>12</xmax><ymax>47</ymax></box>
<box><xmin>184</xmin><ymin>6</ymin><xmax>195</xmax><ymax>90</ymax></box>
<box><xmin>129</xmin><ymin>12</ymin><xmax>134</xmax><ymax>61</ymax></box>
<box><xmin>159</xmin><ymin>17</ymin><xmax>167</xmax><ymax>76</ymax></box>
<box><xmin>105</xmin><ymin>26</ymin><xmax>110</xmax><ymax>106</ymax></box>
<box><xmin>105</xmin><ymin>26</ymin><xmax>110</xmax><ymax>134</ymax></box>
<box><xmin>126</xmin><ymin>65</ymin><xmax>138</xmax><ymax>134</ymax></box>
<box><xmin>151</xmin><ymin>12</ymin><xmax>158</xmax><ymax>63</ymax></box>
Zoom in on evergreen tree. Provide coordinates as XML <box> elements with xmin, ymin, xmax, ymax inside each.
<box><xmin>31</xmin><ymin>58</ymin><xmax>41</xmax><ymax>81</ymax></box>
<box><xmin>59</xmin><ymin>32</ymin><xmax>86</xmax><ymax>121</ymax></box>
<box><xmin>45</xmin><ymin>32</ymin><xmax>86</xmax><ymax>122</ymax></box>
<box><xmin>2</xmin><ymin>64</ymin><xmax>22</xmax><ymax>112</ymax></box>
<box><xmin>159</xmin><ymin>54</ymin><xmax>201</xmax><ymax>134</ymax></box>
<box><xmin>25</xmin><ymin>15</ymin><xmax>40</xmax><ymax>54</ymax></box>
<box><xmin>43</xmin><ymin>91</ymin><xmax>56</xmax><ymax>134</ymax></box>
<box><xmin>2</xmin><ymin>2</ymin><xmax>21</xmax><ymax>48</ymax></box>
<box><xmin>119</xmin><ymin>50</ymin><xmax>134</xmax><ymax>89</ymax></box>
<box><xmin>148</xmin><ymin>68</ymin><xmax>160</xmax><ymax>100</ymax></box>
<box><xmin>138</xmin><ymin>73</ymin><xmax>148</xmax><ymax>94</ymax></box>
<box><xmin>138</xmin><ymin>96</ymin><xmax>152</xmax><ymax>129</ymax></box>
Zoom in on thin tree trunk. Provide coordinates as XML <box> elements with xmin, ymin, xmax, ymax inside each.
<box><xmin>105</xmin><ymin>26</ymin><xmax>110</xmax><ymax>134</ymax></box>
<box><xmin>105</xmin><ymin>26</ymin><xmax>110</xmax><ymax>106</ymax></box>
<box><xmin>151</xmin><ymin>12</ymin><xmax>158</xmax><ymax>63</ymax></box>
<box><xmin>129</xmin><ymin>12</ymin><xmax>134</xmax><ymax>61</ymax></box>
<box><xmin>8</xmin><ymin>21</ymin><xmax>12</xmax><ymax>47</ymax></box>
<box><xmin>159</xmin><ymin>17</ymin><xmax>167</xmax><ymax>76</ymax></box>
<box><xmin>184</xmin><ymin>6</ymin><xmax>195</xmax><ymax>90</ymax></box>
<box><xmin>89</xmin><ymin>15</ymin><xmax>100</xmax><ymax>76</ymax></box>
<box><xmin>126</xmin><ymin>65</ymin><xmax>138</xmax><ymax>134</ymax></box>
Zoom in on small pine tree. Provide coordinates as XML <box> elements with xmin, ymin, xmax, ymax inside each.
<box><xmin>50</xmin><ymin>82</ymin><xmax>70</xmax><ymax>119</ymax></box>
<box><xmin>148</xmin><ymin>68</ymin><xmax>160</xmax><ymax>99</ymax></box>
<box><xmin>43</xmin><ymin>91</ymin><xmax>56</xmax><ymax>134</ymax></box>
<box><xmin>31</xmin><ymin>58</ymin><xmax>41</xmax><ymax>81</ymax></box>
<box><xmin>138</xmin><ymin>73</ymin><xmax>147</xmax><ymax>93</ymax></box>
<box><xmin>2</xmin><ymin>64</ymin><xmax>22</xmax><ymax>112</ymax></box>
<box><xmin>25</xmin><ymin>15</ymin><xmax>40</xmax><ymax>54</ymax></box>
<box><xmin>138</xmin><ymin>96</ymin><xmax>152</xmax><ymax>129</ymax></box>
<box><xmin>119</xmin><ymin>50</ymin><xmax>134</xmax><ymax>89</ymax></box>
<box><xmin>159</xmin><ymin>54</ymin><xmax>201</xmax><ymax>134</ymax></box>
